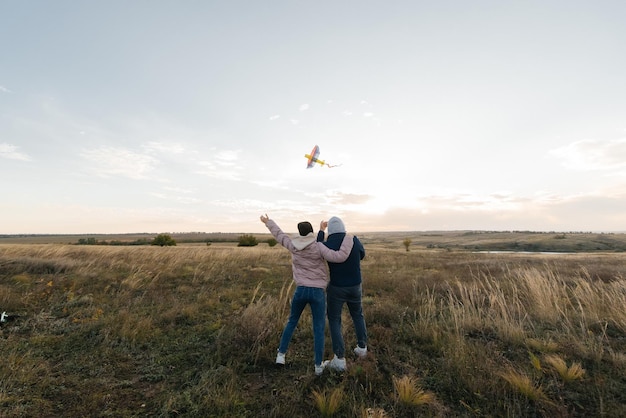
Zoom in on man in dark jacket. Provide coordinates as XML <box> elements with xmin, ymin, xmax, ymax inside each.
<box><xmin>317</xmin><ymin>216</ymin><xmax>367</xmax><ymax>371</ymax></box>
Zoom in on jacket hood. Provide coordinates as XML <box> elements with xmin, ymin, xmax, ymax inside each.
<box><xmin>327</xmin><ymin>217</ymin><xmax>346</xmax><ymax>235</ymax></box>
<box><xmin>291</xmin><ymin>233</ymin><xmax>316</xmax><ymax>250</ymax></box>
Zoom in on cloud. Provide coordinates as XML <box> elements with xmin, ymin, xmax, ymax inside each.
<box><xmin>269</xmin><ymin>115</ymin><xmax>280</xmax><ymax>121</ymax></box>
<box><xmin>431</xmin><ymin>192</ymin><xmax>525</xmax><ymax>211</ymax></box>
<box><xmin>337</xmin><ymin>189</ymin><xmax>626</xmax><ymax>232</ymax></box>
<box><xmin>251</xmin><ymin>179</ymin><xmax>290</xmax><ymax>190</ymax></box>
<box><xmin>0</xmin><ymin>143</ymin><xmax>32</xmax><ymax>161</ymax></box>
<box><xmin>0</xmin><ymin>85</ymin><xmax>11</xmax><ymax>93</ymax></box>
<box><xmin>80</xmin><ymin>146</ymin><xmax>158</xmax><ymax>179</ymax></box>
<box><xmin>149</xmin><ymin>191</ymin><xmax>200</xmax><ymax>204</ymax></box>
<box><xmin>215</xmin><ymin>150</ymin><xmax>240</xmax><ymax>164</ymax></box>
<box><xmin>326</xmin><ymin>191</ymin><xmax>372</xmax><ymax>205</ymax></box>
<box><xmin>290</xmin><ymin>119</ymin><xmax>299</xmax><ymax>125</ymax></box>
<box><xmin>196</xmin><ymin>149</ymin><xmax>242</xmax><ymax>180</ymax></box>
<box><xmin>143</xmin><ymin>141</ymin><xmax>185</xmax><ymax>154</ymax></box>
<box><xmin>550</xmin><ymin>139</ymin><xmax>626</xmax><ymax>172</ymax></box>
<box><xmin>299</xmin><ymin>104</ymin><xmax>309</xmax><ymax>111</ymax></box>
<box><xmin>163</xmin><ymin>186</ymin><xmax>194</xmax><ymax>194</ymax></box>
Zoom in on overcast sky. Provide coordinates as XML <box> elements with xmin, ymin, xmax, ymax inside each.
<box><xmin>2</xmin><ymin>1</ymin><xmax>625</xmax><ymax>234</ymax></box>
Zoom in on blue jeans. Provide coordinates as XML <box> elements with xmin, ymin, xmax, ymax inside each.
<box><xmin>327</xmin><ymin>284</ymin><xmax>368</xmax><ymax>358</ymax></box>
<box><xmin>278</xmin><ymin>286</ymin><xmax>326</xmax><ymax>366</ymax></box>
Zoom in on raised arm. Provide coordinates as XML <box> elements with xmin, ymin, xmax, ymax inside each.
<box><xmin>260</xmin><ymin>215</ymin><xmax>296</xmax><ymax>251</ymax></box>
<box><xmin>317</xmin><ymin>220</ymin><xmax>328</xmax><ymax>242</ymax></box>
<box><xmin>317</xmin><ymin>234</ymin><xmax>354</xmax><ymax>263</ymax></box>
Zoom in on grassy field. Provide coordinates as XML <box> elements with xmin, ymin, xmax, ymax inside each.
<box><xmin>1</xmin><ymin>236</ymin><xmax>625</xmax><ymax>417</ymax></box>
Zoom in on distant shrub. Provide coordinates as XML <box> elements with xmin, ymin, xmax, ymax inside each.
<box><xmin>403</xmin><ymin>238</ymin><xmax>412</xmax><ymax>252</ymax></box>
<box><xmin>267</xmin><ymin>238</ymin><xmax>277</xmax><ymax>247</ymax></box>
<box><xmin>77</xmin><ymin>237</ymin><xmax>98</xmax><ymax>245</ymax></box>
<box><xmin>238</xmin><ymin>234</ymin><xmax>258</xmax><ymax>247</ymax></box>
<box><xmin>151</xmin><ymin>234</ymin><xmax>177</xmax><ymax>247</ymax></box>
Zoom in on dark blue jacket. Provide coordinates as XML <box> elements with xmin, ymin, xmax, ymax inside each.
<box><xmin>317</xmin><ymin>231</ymin><xmax>365</xmax><ymax>287</ymax></box>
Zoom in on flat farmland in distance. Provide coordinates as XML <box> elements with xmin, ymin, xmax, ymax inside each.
<box><xmin>3</xmin><ymin>230</ymin><xmax>626</xmax><ymax>252</ymax></box>
<box><xmin>359</xmin><ymin>230</ymin><xmax>626</xmax><ymax>252</ymax></box>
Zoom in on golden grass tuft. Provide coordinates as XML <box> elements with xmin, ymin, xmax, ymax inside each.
<box><xmin>311</xmin><ymin>387</ymin><xmax>344</xmax><ymax>417</ymax></box>
<box><xmin>499</xmin><ymin>369</ymin><xmax>547</xmax><ymax>402</ymax></box>
<box><xmin>393</xmin><ymin>375</ymin><xmax>436</xmax><ymax>406</ymax></box>
<box><xmin>543</xmin><ymin>354</ymin><xmax>586</xmax><ymax>382</ymax></box>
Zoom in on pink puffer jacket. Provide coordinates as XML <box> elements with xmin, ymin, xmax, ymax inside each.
<box><xmin>265</xmin><ymin>219</ymin><xmax>354</xmax><ymax>289</ymax></box>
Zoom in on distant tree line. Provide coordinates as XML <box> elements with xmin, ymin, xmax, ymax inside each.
<box><xmin>76</xmin><ymin>235</ymin><xmax>177</xmax><ymax>246</ymax></box>
<box><xmin>76</xmin><ymin>234</ymin><xmax>278</xmax><ymax>247</ymax></box>
<box><xmin>76</xmin><ymin>237</ymin><xmax>152</xmax><ymax>246</ymax></box>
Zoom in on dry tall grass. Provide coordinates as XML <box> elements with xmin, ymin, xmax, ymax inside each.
<box><xmin>1</xmin><ymin>244</ymin><xmax>625</xmax><ymax>417</ymax></box>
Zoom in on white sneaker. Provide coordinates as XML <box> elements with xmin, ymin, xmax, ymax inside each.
<box><xmin>315</xmin><ymin>363</ymin><xmax>325</xmax><ymax>375</ymax></box>
<box><xmin>323</xmin><ymin>355</ymin><xmax>346</xmax><ymax>372</ymax></box>
<box><xmin>354</xmin><ymin>345</ymin><xmax>367</xmax><ymax>358</ymax></box>
<box><xmin>276</xmin><ymin>352</ymin><xmax>286</xmax><ymax>365</ymax></box>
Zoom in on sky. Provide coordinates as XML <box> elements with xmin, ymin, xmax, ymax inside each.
<box><xmin>2</xmin><ymin>1</ymin><xmax>626</xmax><ymax>234</ymax></box>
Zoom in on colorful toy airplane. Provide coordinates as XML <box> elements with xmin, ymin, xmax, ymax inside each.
<box><xmin>304</xmin><ymin>145</ymin><xmax>340</xmax><ymax>168</ymax></box>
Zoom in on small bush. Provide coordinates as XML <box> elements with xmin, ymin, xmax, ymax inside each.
<box><xmin>237</xmin><ymin>234</ymin><xmax>258</xmax><ymax>247</ymax></box>
<box><xmin>151</xmin><ymin>234</ymin><xmax>176</xmax><ymax>246</ymax></box>
<box><xmin>77</xmin><ymin>237</ymin><xmax>98</xmax><ymax>245</ymax></box>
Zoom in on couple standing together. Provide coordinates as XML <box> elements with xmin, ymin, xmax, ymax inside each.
<box><xmin>260</xmin><ymin>214</ymin><xmax>368</xmax><ymax>375</ymax></box>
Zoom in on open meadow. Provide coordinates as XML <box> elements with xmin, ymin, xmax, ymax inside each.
<box><xmin>1</xmin><ymin>235</ymin><xmax>625</xmax><ymax>417</ymax></box>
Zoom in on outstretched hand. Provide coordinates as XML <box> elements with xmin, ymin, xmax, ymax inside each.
<box><xmin>319</xmin><ymin>220</ymin><xmax>328</xmax><ymax>231</ymax></box>
<box><xmin>260</xmin><ymin>214</ymin><xmax>270</xmax><ymax>224</ymax></box>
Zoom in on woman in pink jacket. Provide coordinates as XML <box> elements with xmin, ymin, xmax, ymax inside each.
<box><xmin>260</xmin><ymin>214</ymin><xmax>354</xmax><ymax>375</ymax></box>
